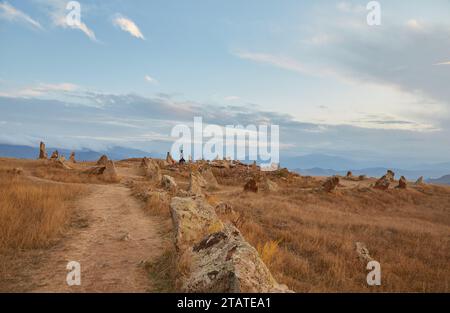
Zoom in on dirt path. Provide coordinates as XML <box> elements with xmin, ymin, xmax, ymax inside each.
<box><xmin>22</xmin><ymin>183</ymin><xmax>167</xmax><ymax>292</ymax></box>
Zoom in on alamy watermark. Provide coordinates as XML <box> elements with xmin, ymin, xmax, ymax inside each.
<box><xmin>367</xmin><ymin>1</ymin><xmax>381</xmax><ymax>26</ymax></box>
<box><xmin>170</xmin><ymin>117</ymin><xmax>279</xmax><ymax>170</ymax></box>
<box><xmin>66</xmin><ymin>261</ymin><xmax>81</xmax><ymax>286</ymax></box>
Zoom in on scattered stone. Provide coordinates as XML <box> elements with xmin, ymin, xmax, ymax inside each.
<box><xmin>188</xmin><ymin>171</ymin><xmax>207</xmax><ymax>196</ymax></box>
<box><xmin>244</xmin><ymin>178</ymin><xmax>258</xmax><ymax>193</ymax></box>
<box><xmin>169</xmin><ymin>197</ymin><xmax>292</xmax><ymax>293</ymax></box>
<box><xmin>201</xmin><ymin>167</ymin><xmax>219</xmax><ymax>190</ymax></box>
<box><xmin>50</xmin><ymin>150</ymin><xmax>59</xmax><ymax>160</ymax></box>
<box><xmin>39</xmin><ymin>141</ymin><xmax>47</xmax><ymax>159</ymax></box>
<box><xmin>374</xmin><ymin>175</ymin><xmax>390</xmax><ymax>190</ymax></box>
<box><xmin>355</xmin><ymin>242</ymin><xmax>373</xmax><ymax>262</ymax></box>
<box><xmin>415</xmin><ymin>176</ymin><xmax>424</xmax><ymax>185</ymax></box>
<box><xmin>166</xmin><ymin>152</ymin><xmax>176</xmax><ymax>165</ymax></box>
<box><xmin>141</xmin><ymin>157</ymin><xmax>162</xmax><ymax>182</ymax></box>
<box><xmin>96</xmin><ymin>155</ymin><xmax>108</xmax><ymax>166</ymax></box>
<box><xmin>69</xmin><ymin>151</ymin><xmax>76</xmax><ymax>163</ymax></box>
<box><xmin>322</xmin><ymin>176</ymin><xmax>339</xmax><ymax>192</ymax></box>
<box><xmin>397</xmin><ymin>176</ymin><xmax>407</xmax><ymax>189</ymax></box>
<box><xmin>261</xmin><ymin>178</ymin><xmax>279</xmax><ymax>192</ymax></box>
<box><xmin>161</xmin><ymin>175</ymin><xmax>177</xmax><ymax>192</ymax></box>
<box><xmin>386</xmin><ymin>170</ymin><xmax>395</xmax><ymax>182</ymax></box>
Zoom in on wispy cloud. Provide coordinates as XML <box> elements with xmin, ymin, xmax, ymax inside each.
<box><xmin>0</xmin><ymin>1</ymin><xmax>43</xmax><ymax>30</ymax></box>
<box><xmin>224</xmin><ymin>96</ymin><xmax>240</xmax><ymax>101</ymax></box>
<box><xmin>233</xmin><ymin>51</ymin><xmax>307</xmax><ymax>74</ymax></box>
<box><xmin>144</xmin><ymin>75</ymin><xmax>158</xmax><ymax>84</ymax></box>
<box><xmin>113</xmin><ymin>14</ymin><xmax>145</xmax><ymax>40</ymax></box>
<box><xmin>0</xmin><ymin>82</ymin><xmax>79</xmax><ymax>98</ymax></box>
<box><xmin>37</xmin><ymin>0</ymin><xmax>97</xmax><ymax>41</ymax></box>
<box><xmin>434</xmin><ymin>61</ymin><xmax>450</xmax><ymax>66</ymax></box>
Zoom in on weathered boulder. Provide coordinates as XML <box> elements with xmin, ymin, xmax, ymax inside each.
<box><xmin>346</xmin><ymin>171</ymin><xmax>353</xmax><ymax>178</ymax></box>
<box><xmin>169</xmin><ymin>197</ymin><xmax>292</xmax><ymax>293</ymax></box>
<box><xmin>50</xmin><ymin>150</ymin><xmax>59</xmax><ymax>160</ymax></box>
<box><xmin>374</xmin><ymin>175</ymin><xmax>390</xmax><ymax>190</ymax></box>
<box><xmin>188</xmin><ymin>171</ymin><xmax>207</xmax><ymax>196</ymax></box>
<box><xmin>260</xmin><ymin>178</ymin><xmax>279</xmax><ymax>192</ymax></box>
<box><xmin>322</xmin><ymin>176</ymin><xmax>339</xmax><ymax>192</ymax></box>
<box><xmin>166</xmin><ymin>152</ymin><xmax>176</xmax><ymax>165</ymax></box>
<box><xmin>358</xmin><ymin>175</ymin><xmax>367</xmax><ymax>181</ymax></box>
<box><xmin>161</xmin><ymin>175</ymin><xmax>177</xmax><ymax>192</ymax></box>
<box><xmin>103</xmin><ymin>160</ymin><xmax>119</xmax><ymax>182</ymax></box>
<box><xmin>386</xmin><ymin>170</ymin><xmax>395</xmax><ymax>182</ymax></box>
<box><xmin>69</xmin><ymin>151</ymin><xmax>76</xmax><ymax>163</ymax></box>
<box><xmin>39</xmin><ymin>141</ymin><xmax>47</xmax><ymax>159</ymax></box>
<box><xmin>59</xmin><ymin>155</ymin><xmax>66</xmax><ymax>162</ymax></box>
<box><xmin>415</xmin><ymin>176</ymin><xmax>424</xmax><ymax>185</ymax></box>
<box><xmin>397</xmin><ymin>176</ymin><xmax>407</xmax><ymax>189</ymax></box>
<box><xmin>141</xmin><ymin>157</ymin><xmax>162</xmax><ymax>182</ymax></box>
<box><xmin>243</xmin><ymin>178</ymin><xmax>258</xmax><ymax>193</ymax></box>
<box><xmin>96</xmin><ymin>154</ymin><xmax>108</xmax><ymax>166</ymax></box>
<box><xmin>201</xmin><ymin>167</ymin><xmax>219</xmax><ymax>190</ymax></box>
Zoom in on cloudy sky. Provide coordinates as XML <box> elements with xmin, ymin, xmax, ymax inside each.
<box><xmin>0</xmin><ymin>0</ymin><xmax>449</xmax><ymax>166</ymax></box>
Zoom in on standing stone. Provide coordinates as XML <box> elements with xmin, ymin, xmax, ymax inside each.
<box><xmin>50</xmin><ymin>150</ymin><xmax>59</xmax><ymax>160</ymax></box>
<box><xmin>69</xmin><ymin>151</ymin><xmax>76</xmax><ymax>163</ymax></box>
<box><xmin>415</xmin><ymin>176</ymin><xmax>424</xmax><ymax>185</ymax></box>
<box><xmin>346</xmin><ymin>171</ymin><xmax>353</xmax><ymax>178</ymax></box>
<box><xmin>201</xmin><ymin>167</ymin><xmax>219</xmax><ymax>190</ymax></box>
<box><xmin>60</xmin><ymin>155</ymin><xmax>66</xmax><ymax>162</ymax></box>
<box><xmin>322</xmin><ymin>176</ymin><xmax>339</xmax><ymax>192</ymax></box>
<box><xmin>161</xmin><ymin>175</ymin><xmax>178</xmax><ymax>192</ymax></box>
<box><xmin>374</xmin><ymin>175</ymin><xmax>390</xmax><ymax>190</ymax></box>
<box><xmin>386</xmin><ymin>170</ymin><xmax>395</xmax><ymax>182</ymax></box>
<box><xmin>103</xmin><ymin>160</ymin><xmax>119</xmax><ymax>182</ymax></box>
<box><xmin>97</xmin><ymin>154</ymin><xmax>108</xmax><ymax>166</ymax></box>
<box><xmin>189</xmin><ymin>171</ymin><xmax>207</xmax><ymax>195</ymax></box>
<box><xmin>244</xmin><ymin>178</ymin><xmax>258</xmax><ymax>193</ymax></box>
<box><xmin>166</xmin><ymin>152</ymin><xmax>176</xmax><ymax>165</ymax></box>
<box><xmin>397</xmin><ymin>176</ymin><xmax>407</xmax><ymax>189</ymax></box>
<box><xmin>39</xmin><ymin>141</ymin><xmax>48</xmax><ymax>159</ymax></box>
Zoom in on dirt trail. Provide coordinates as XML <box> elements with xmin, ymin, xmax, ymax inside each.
<box><xmin>23</xmin><ymin>183</ymin><xmax>167</xmax><ymax>292</ymax></box>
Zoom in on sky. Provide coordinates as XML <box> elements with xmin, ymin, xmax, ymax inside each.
<box><xmin>0</xmin><ymin>0</ymin><xmax>449</xmax><ymax>167</ymax></box>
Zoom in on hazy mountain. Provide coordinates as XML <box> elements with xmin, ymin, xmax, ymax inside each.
<box><xmin>0</xmin><ymin>144</ymin><xmax>154</xmax><ymax>161</ymax></box>
<box><xmin>427</xmin><ymin>175</ymin><xmax>450</xmax><ymax>186</ymax></box>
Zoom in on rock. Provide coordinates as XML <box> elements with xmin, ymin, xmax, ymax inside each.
<box><xmin>201</xmin><ymin>167</ymin><xmax>219</xmax><ymax>190</ymax></box>
<box><xmin>346</xmin><ymin>171</ymin><xmax>353</xmax><ymax>177</ymax></box>
<box><xmin>169</xmin><ymin>197</ymin><xmax>292</xmax><ymax>293</ymax></box>
<box><xmin>251</xmin><ymin>161</ymin><xmax>257</xmax><ymax>171</ymax></box>
<box><xmin>166</xmin><ymin>152</ymin><xmax>176</xmax><ymax>165</ymax></box>
<box><xmin>243</xmin><ymin>178</ymin><xmax>258</xmax><ymax>193</ymax></box>
<box><xmin>50</xmin><ymin>150</ymin><xmax>59</xmax><ymax>160</ymax></box>
<box><xmin>69</xmin><ymin>152</ymin><xmax>76</xmax><ymax>163</ymax></box>
<box><xmin>397</xmin><ymin>176</ymin><xmax>407</xmax><ymax>189</ymax></box>
<box><xmin>261</xmin><ymin>178</ymin><xmax>279</xmax><ymax>192</ymax></box>
<box><xmin>103</xmin><ymin>160</ymin><xmax>119</xmax><ymax>182</ymax></box>
<box><xmin>189</xmin><ymin>171</ymin><xmax>207</xmax><ymax>196</ymax></box>
<box><xmin>51</xmin><ymin>159</ymin><xmax>71</xmax><ymax>170</ymax></box>
<box><xmin>355</xmin><ymin>242</ymin><xmax>373</xmax><ymax>262</ymax></box>
<box><xmin>374</xmin><ymin>175</ymin><xmax>390</xmax><ymax>190</ymax></box>
<box><xmin>141</xmin><ymin>157</ymin><xmax>162</xmax><ymax>182</ymax></box>
<box><xmin>84</xmin><ymin>160</ymin><xmax>118</xmax><ymax>182</ymax></box>
<box><xmin>386</xmin><ymin>170</ymin><xmax>395</xmax><ymax>182</ymax></box>
<box><xmin>170</xmin><ymin>197</ymin><xmax>220</xmax><ymax>250</ymax></box>
<box><xmin>161</xmin><ymin>175</ymin><xmax>177</xmax><ymax>192</ymax></box>
<box><xmin>59</xmin><ymin>155</ymin><xmax>66</xmax><ymax>162</ymax></box>
<box><xmin>358</xmin><ymin>175</ymin><xmax>367</xmax><ymax>181</ymax></box>
<box><xmin>96</xmin><ymin>154</ymin><xmax>108</xmax><ymax>166</ymax></box>
<box><xmin>322</xmin><ymin>176</ymin><xmax>339</xmax><ymax>192</ymax></box>
<box><xmin>39</xmin><ymin>141</ymin><xmax>47</xmax><ymax>159</ymax></box>
<box><xmin>415</xmin><ymin>176</ymin><xmax>424</xmax><ymax>185</ymax></box>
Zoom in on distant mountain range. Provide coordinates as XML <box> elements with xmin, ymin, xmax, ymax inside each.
<box><xmin>427</xmin><ymin>175</ymin><xmax>450</xmax><ymax>186</ymax></box>
<box><xmin>0</xmin><ymin>144</ymin><xmax>159</xmax><ymax>162</ymax></box>
<box><xmin>1</xmin><ymin>144</ymin><xmax>449</xmax><ymax>181</ymax></box>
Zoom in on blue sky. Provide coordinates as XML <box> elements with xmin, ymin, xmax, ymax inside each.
<box><xmin>0</xmin><ymin>0</ymin><xmax>449</xmax><ymax>167</ymax></box>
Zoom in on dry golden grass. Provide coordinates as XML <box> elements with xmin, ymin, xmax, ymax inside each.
<box><xmin>216</xmin><ymin>183</ymin><xmax>450</xmax><ymax>292</ymax></box>
<box><xmin>0</xmin><ymin>171</ymin><xmax>85</xmax><ymax>251</ymax></box>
